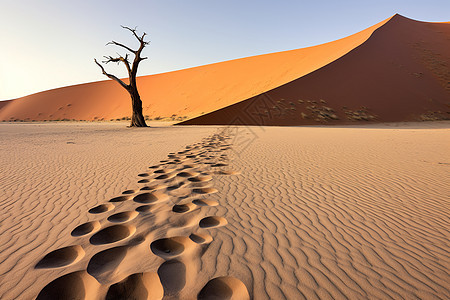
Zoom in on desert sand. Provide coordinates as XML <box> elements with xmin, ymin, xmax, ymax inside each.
<box><xmin>0</xmin><ymin>122</ymin><xmax>449</xmax><ymax>299</ymax></box>
<box><xmin>1</xmin><ymin>15</ymin><xmax>448</xmax><ymax>125</ymax></box>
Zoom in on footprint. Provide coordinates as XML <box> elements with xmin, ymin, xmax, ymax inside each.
<box><xmin>138</xmin><ymin>179</ymin><xmax>151</xmax><ymax>183</ymax></box>
<box><xmin>136</xmin><ymin>205</ymin><xmax>153</xmax><ymax>213</ymax></box>
<box><xmin>154</xmin><ymin>168</ymin><xmax>176</xmax><ymax>174</ymax></box>
<box><xmin>181</xmin><ymin>164</ymin><xmax>197</xmax><ymax>169</ymax></box>
<box><xmin>36</xmin><ymin>270</ymin><xmax>100</xmax><ymax>300</ymax></box>
<box><xmin>35</xmin><ymin>245</ymin><xmax>85</xmax><ymax>269</ymax></box>
<box><xmin>133</xmin><ymin>192</ymin><xmax>169</xmax><ymax>204</ymax></box>
<box><xmin>140</xmin><ymin>183</ymin><xmax>167</xmax><ymax>191</ymax></box>
<box><xmin>157</xmin><ymin>260</ymin><xmax>186</xmax><ymax>296</ymax></box>
<box><xmin>150</xmin><ymin>236</ymin><xmax>191</xmax><ymax>259</ymax></box>
<box><xmin>109</xmin><ymin>195</ymin><xmax>132</xmax><ymax>203</ymax></box>
<box><xmin>89</xmin><ymin>203</ymin><xmax>114</xmax><ymax>214</ymax></box>
<box><xmin>216</xmin><ymin>170</ymin><xmax>240</xmax><ymax>175</ymax></box>
<box><xmin>192</xmin><ymin>199</ymin><xmax>218</xmax><ymax>207</ymax></box>
<box><xmin>105</xmin><ymin>272</ymin><xmax>164</xmax><ymax>300</ymax></box>
<box><xmin>177</xmin><ymin>171</ymin><xmax>199</xmax><ymax>178</ymax></box>
<box><xmin>198</xmin><ymin>276</ymin><xmax>250</xmax><ymax>300</ymax></box>
<box><xmin>193</xmin><ymin>187</ymin><xmax>218</xmax><ymax>195</ymax></box>
<box><xmin>90</xmin><ymin>224</ymin><xmax>136</xmax><ymax>245</ymax></box>
<box><xmin>172</xmin><ymin>203</ymin><xmax>195</xmax><ymax>213</ymax></box>
<box><xmin>71</xmin><ymin>220</ymin><xmax>101</xmax><ymax>237</ymax></box>
<box><xmin>107</xmin><ymin>211</ymin><xmax>139</xmax><ymax>223</ymax></box>
<box><xmin>87</xmin><ymin>246</ymin><xmax>128</xmax><ymax>279</ymax></box>
<box><xmin>211</xmin><ymin>163</ymin><xmax>228</xmax><ymax>168</ymax></box>
<box><xmin>138</xmin><ymin>173</ymin><xmax>150</xmax><ymax>177</ymax></box>
<box><xmin>188</xmin><ymin>175</ymin><xmax>212</xmax><ymax>183</ymax></box>
<box><xmin>155</xmin><ymin>173</ymin><xmax>176</xmax><ymax>180</ymax></box>
<box><xmin>199</xmin><ymin>216</ymin><xmax>228</xmax><ymax>229</ymax></box>
<box><xmin>189</xmin><ymin>233</ymin><xmax>213</xmax><ymax>245</ymax></box>
<box><xmin>122</xmin><ymin>189</ymin><xmax>136</xmax><ymax>195</ymax></box>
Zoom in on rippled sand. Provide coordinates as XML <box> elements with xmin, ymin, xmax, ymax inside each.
<box><xmin>0</xmin><ymin>122</ymin><xmax>448</xmax><ymax>299</ymax></box>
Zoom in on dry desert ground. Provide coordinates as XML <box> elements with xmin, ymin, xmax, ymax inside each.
<box><xmin>0</xmin><ymin>121</ymin><xmax>449</xmax><ymax>299</ymax></box>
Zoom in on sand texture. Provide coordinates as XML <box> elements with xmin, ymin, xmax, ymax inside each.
<box><xmin>2</xmin><ymin>15</ymin><xmax>448</xmax><ymax>125</ymax></box>
<box><xmin>0</xmin><ymin>122</ymin><xmax>449</xmax><ymax>299</ymax></box>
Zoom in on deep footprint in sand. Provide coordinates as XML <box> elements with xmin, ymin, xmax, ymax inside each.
<box><xmin>172</xmin><ymin>203</ymin><xmax>196</xmax><ymax>213</ymax></box>
<box><xmin>154</xmin><ymin>168</ymin><xmax>176</xmax><ymax>174</ymax></box>
<box><xmin>177</xmin><ymin>170</ymin><xmax>200</xmax><ymax>178</ymax></box>
<box><xmin>89</xmin><ymin>203</ymin><xmax>114</xmax><ymax>214</ymax></box>
<box><xmin>155</xmin><ymin>173</ymin><xmax>177</xmax><ymax>180</ymax></box>
<box><xmin>133</xmin><ymin>191</ymin><xmax>169</xmax><ymax>204</ymax></box>
<box><xmin>71</xmin><ymin>220</ymin><xmax>101</xmax><ymax>237</ymax></box>
<box><xmin>87</xmin><ymin>246</ymin><xmax>129</xmax><ymax>279</ymax></box>
<box><xmin>193</xmin><ymin>187</ymin><xmax>218</xmax><ymax>195</ymax></box>
<box><xmin>189</xmin><ymin>233</ymin><xmax>213</xmax><ymax>245</ymax></box>
<box><xmin>90</xmin><ymin>224</ymin><xmax>136</xmax><ymax>245</ymax></box>
<box><xmin>198</xmin><ymin>276</ymin><xmax>250</xmax><ymax>300</ymax></box>
<box><xmin>138</xmin><ymin>179</ymin><xmax>151</xmax><ymax>183</ymax></box>
<box><xmin>193</xmin><ymin>199</ymin><xmax>218</xmax><ymax>207</ymax></box>
<box><xmin>216</xmin><ymin>170</ymin><xmax>241</xmax><ymax>175</ymax></box>
<box><xmin>36</xmin><ymin>271</ymin><xmax>101</xmax><ymax>300</ymax></box>
<box><xmin>107</xmin><ymin>211</ymin><xmax>139</xmax><ymax>223</ymax></box>
<box><xmin>122</xmin><ymin>189</ymin><xmax>136</xmax><ymax>195</ymax></box>
<box><xmin>188</xmin><ymin>175</ymin><xmax>213</xmax><ymax>183</ymax></box>
<box><xmin>150</xmin><ymin>236</ymin><xmax>192</xmax><ymax>259</ymax></box>
<box><xmin>157</xmin><ymin>260</ymin><xmax>187</xmax><ymax>296</ymax></box>
<box><xmin>35</xmin><ymin>245</ymin><xmax>85</xmax><ymax>269</ymax></box>
<box><xmin>109</xmin><ymin>195</ymin><xmax>132</xmax><ymax>203</ymax></box>
<box><xmin>105</xmin><ymin>272</ymin><xmax>164</xmax><ymax>300</ymax></box>
<box><xmin>199</xmin><ymin>216</ymin><xmax>228</xmax><ymax>229</ymax></box>
<box><xmin>135</xmin><ymin>205</ymin><xmax>153</xmax><ymax>213</ymax></box>
<box><xmin>140</xmin><ymin>183</ymin><xmax>167</xmax><ymax>191</ymax></box>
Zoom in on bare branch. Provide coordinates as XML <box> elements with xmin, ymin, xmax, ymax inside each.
<box><xmin>102</xmin><ymin>54</ymin><xmax>132</xmax><ymax>77</ymax></box>
<box><xmin>106</xmin><ymin>40</ymin><xmax>136</xmax><ymax>54</ymax></box>
<box><xmin>94</xmin><ymin>58</ymin><xmax>129</xmax><ymax>90</ymax></box>
<box><xmin>121</xmin><ymin>25</ymin><xmax>141</xmax><ymax>41</ymax></box>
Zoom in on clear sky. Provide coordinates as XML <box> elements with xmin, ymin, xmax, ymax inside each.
<box><xmin>0</xmin><ymin>0</ymin><xmax>448</xmax><ymax>100</ymax></box>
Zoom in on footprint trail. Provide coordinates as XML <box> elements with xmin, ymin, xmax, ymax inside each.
<box><xmin>35</xmin><ymin>130</ymin><xmax>249</xmax><ymax>299</ymax></box>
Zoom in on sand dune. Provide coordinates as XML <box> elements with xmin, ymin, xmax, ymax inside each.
<box><xmin>0</xmin><ymin>122</ymin><xmax>449</xmax><ymax>299</ymax></box>
<box><xmin>1</xmin><ymin>15</ymin><xmax>448</xmax><ymax>125</ymax></box>
<box><xmin>0</xmin><ymin>16</ymin><xmax>393</xmax><ymax>122</ymax></box>
<box><xmin>181</xmin><ymin>15</ymin><xmax>450</xmax><ymax>125</ymax></box>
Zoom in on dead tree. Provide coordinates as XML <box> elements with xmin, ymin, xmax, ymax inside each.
<box><xmin>95</xmin><ymin>26</ymin><xmax>149</xmax><ymax>127</ymax></box>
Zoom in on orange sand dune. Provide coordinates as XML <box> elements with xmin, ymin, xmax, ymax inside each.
<box><xmin>181</xmin><ymin>15</ymin><xmax>450</xmax><ymax>125</ymax></box>
<box><xmin>0</xmin><ymin>16</ymin><xmax>393</xmax><ymax>122</ymax></box>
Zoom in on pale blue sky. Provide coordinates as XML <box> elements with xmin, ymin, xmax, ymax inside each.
<box><xmin>0</xmin><ymin>0</ymin><xmax>448</xmax><ymax>100</ymax></box>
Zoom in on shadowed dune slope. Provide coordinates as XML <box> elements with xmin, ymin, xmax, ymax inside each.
<box><xmin>180</xmin><ymin>15</ymin><xmax>450</xmax><ymax>125</ymax></box>
<box><xmin>0</xmin><ymin>16</ymin><xmax>393</xmax><ymax>122</ymax></box>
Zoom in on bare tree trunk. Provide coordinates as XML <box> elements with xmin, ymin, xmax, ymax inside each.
<box><xmin>95</xmin><ymin>26</ymin><xmax>150</xmax><ymax>127</ymax></box>
<box><xmin>129</xmin><ymin>88</ymin><xmax>147</xmax><ymax>127</ymax></box>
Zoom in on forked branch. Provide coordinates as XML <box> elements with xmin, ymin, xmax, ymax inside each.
<box><xmin>106</xmin><ymin>40</ymin><xmax>136</xmax><ymax>54</ymax></box>
<box><xmin>94</xmin><ymin>58</ymin><xmax>129</xmax><ymax>90</ymax></box>
<box><xmin>102</xmin><ymin>53</ymin><xmax>132</xmax><ymax>76</ymax></box>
